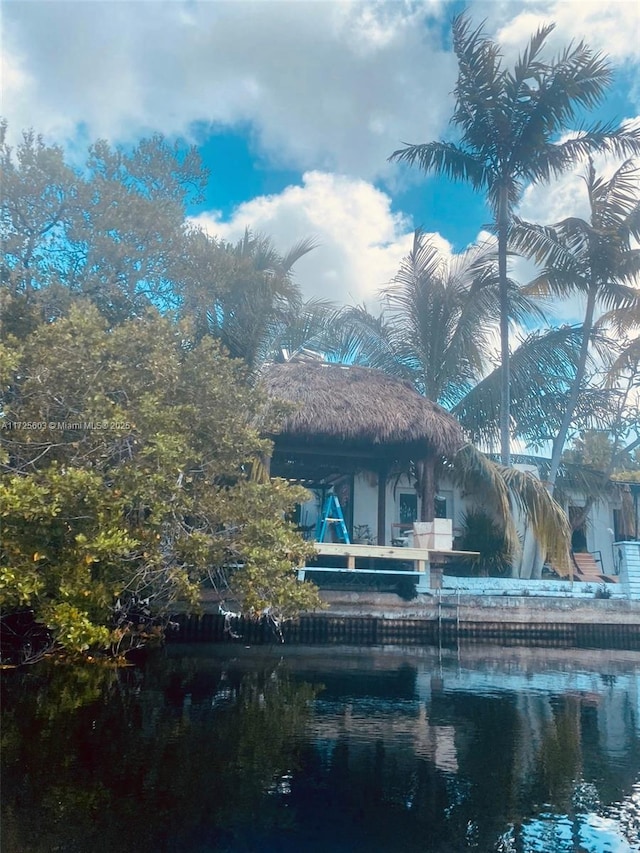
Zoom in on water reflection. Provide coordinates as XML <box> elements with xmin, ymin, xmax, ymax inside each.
<box><xmin>2</xmin><ymin>645</ymin><xmax>639</xmax><ymax>852</ymax></box>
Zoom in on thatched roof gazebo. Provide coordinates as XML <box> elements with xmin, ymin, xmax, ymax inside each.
<box><xmin>260</xmin><ymin>361</ymin><xmax>464</xmax><ymax>543</ymax></box>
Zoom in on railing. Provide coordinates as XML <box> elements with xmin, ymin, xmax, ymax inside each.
<box><xmin>304</xmin><ymin>542</ymin><xmax>431</xmax><ymax>575</ymax></box>
<box><xmin>297</xmin><ymin>543</ymin><xmax>475</xmax><ymax>588</ymax></box>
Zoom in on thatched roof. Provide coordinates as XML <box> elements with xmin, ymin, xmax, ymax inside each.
<box><xmin>260</xmin><ymin>362</ymin><xmax>464</xmax><ymax>458</ymax></box>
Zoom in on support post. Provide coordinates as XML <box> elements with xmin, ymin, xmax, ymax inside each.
<box><xmin>416</xmin><ymin>562</ymin><xmax>431</xmax><ymax>593</ymax></box>
<box><xmin>420</xmin><ymin>456</ymin><xmax>436</xmax><ymax>522</ymax></box>
<box><xmin>377</xmin><ymin>465</ymin><xmax>388</xmax><ymax>546</ymax></box>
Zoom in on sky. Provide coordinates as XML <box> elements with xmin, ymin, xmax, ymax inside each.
<box><xmin>2</xmin><ymin>0</ymin><xmax>640</xmax><ymax>319</ymax></box>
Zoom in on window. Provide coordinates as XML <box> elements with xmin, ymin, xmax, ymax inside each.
<box><xmin>399</xmin><ymin>492</ymin><xmax>418</xmax><ymax>524</ymax></box>
<box><xmin>435</xmin><ymin>496</ymin><xmax>447</xmax><ymax>519</ymax></box>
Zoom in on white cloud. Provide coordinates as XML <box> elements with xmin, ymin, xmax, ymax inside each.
<box><xmin>3</xmin><ymin>0</ymin><xmax>638</xmax><ymax>305</ymax></box>
<box><xmin>1</xmin><ymin>0</ymin><xmax>455</xmax><ymax>179</ymax></box>
<box><xmin>496</xmin><ymin>0</ymin><xmax>640</xmax><ymax>66</ymax></box>
<box><xmin>518</xmin><ymin>126</ymin><xmax>640</xmax><ymax>227</ymax></box>
<box><xmin>518</xmin><ymin>165</ymin><xmax>591</xmax><ymax>227</ymax></box>
<box><xmin>2</xmin><ymin>0</ymin><xmax>637</xmax><ymax>204</ymax></box>
<box><xmin>191</xmin><ymin>170</ymin><xmax>451</xmax><ymax>305</ymax></box>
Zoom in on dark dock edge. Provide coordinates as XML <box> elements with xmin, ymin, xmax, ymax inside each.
<box><xmin>169</xmin><ymin>612</ymin><xmax>640</xmax><ymax>649</ymax></box>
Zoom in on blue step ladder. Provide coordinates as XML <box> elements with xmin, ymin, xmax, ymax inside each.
<box><xmin>316</xmin><ymin>492</ymin><xmax>351</xmax><ymax>544</ymax></box>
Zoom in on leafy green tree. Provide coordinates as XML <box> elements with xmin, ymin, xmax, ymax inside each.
<box><xmin>558</xmin><ymin>429</ymin><xmax>638</xmax><ymax>539</ymax></box>
<box><xmin>1</xmin><ymin>122</ymin><xmax>206</xmax><ymax>325</ymax></box>
<box><xmin>563</xmin><ymin>430</ymin><xmax>619</xmax><ymax>472</ymax></box>
<box><xmin>0</xmin><ymin>305</ymin><xmax>320</xmax><ymax>657</ymax></box>
<box><xmin>389</xmin><ymin>14</ymin><xmax>640</xmax><ymax>464</ymax></box>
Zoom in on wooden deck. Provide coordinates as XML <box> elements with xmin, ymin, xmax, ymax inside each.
<box><xmin>298</xmin><ymin>542</ymin><xmax>476</xmax><ymax>580</ymax></box>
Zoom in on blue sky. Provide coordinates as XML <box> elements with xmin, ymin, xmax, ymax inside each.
<box><xmin>2</xmin><ymin>0</ymin><xmax>639</xmax><ymax>313</ymax></box>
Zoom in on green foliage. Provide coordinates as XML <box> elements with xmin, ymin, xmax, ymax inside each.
<box><xmin>512</xmin><ymin>158</ymin><xmax>640</xmax><ymax>485</ymax></box>
<box><xmin>1</xmin><ymin>305</ymin><xmax>320</xmax><ymax>657</ymax></box>
<box><xmin>0</xmin><ymin>124</ymin><xmax>328</xmax><ymax>373</ymax></box>
<box><xmin>180</xmin><ymin>227</ymin><xmax>321</xmax><ymax>368</ymax></box>
<box><xmin>458</xmin><ymin>509</ymin><xmax>511</xmax><ymax>577</ymax></box>
<box><xmin>449</xmin><ymin>444</ymin><xmax>571</xmax><ymax>577</ymax></box>
<box><xmin>563</xmin><ymin>431</ymin><xmax>617</xmax><ymax>472</ymax></box>
<box><xmin>378</xmin><ymin>230</ymin><xmax>542</xmax><ymax>407</ymax></box>
<box><xmin>1</xmin><ymin>122</ymin><xmax>206</xmax><ymax>325</ymax></box>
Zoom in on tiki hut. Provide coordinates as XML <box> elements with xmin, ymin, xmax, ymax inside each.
<box><xmin>260</xmin><ymin>361</ymin><xmax>464</xmax><ymax>542</ymax></box>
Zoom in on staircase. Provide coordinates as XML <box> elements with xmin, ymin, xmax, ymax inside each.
<box><xmin>572</xmin><ymin>551</ymin><xmax>618</xmax><ymax>584</ymax></box>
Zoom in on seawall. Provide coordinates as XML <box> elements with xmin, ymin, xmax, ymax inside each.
<box><xmin>171</xmin><ymin>592</ymin><xmax>640</xmax><ymax>648</ymax></box>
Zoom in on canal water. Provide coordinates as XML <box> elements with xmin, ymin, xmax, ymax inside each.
<box><xmin>2</xmin><ymin>643</ymin><xmax>640</xmax><ymax>852</ymax></box>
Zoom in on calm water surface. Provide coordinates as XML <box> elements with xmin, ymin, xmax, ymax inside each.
<box><xmin>2</xmin><ymin>643</ymin><xmax>640</xmax><ymax>852</ymax></box>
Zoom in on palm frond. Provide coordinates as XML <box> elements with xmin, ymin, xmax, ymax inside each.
<box><xmin>508</xmin><ymin>22</ymin><xmax>555</xmax><ymax>92</ymax></box>
<box><xmin>588</xmin><ymin>158</ymin><xmax>640</xmax><ymax>231</ymax></box>
<box><xmin>448</xmin><ymin>444</ymin><xmax>520</xmax><ymax>557</ymax></box>
<box><xmin>553</xmin><ymin>460</ymin><xmax>617</xmax><ymax>505</ymax></box>
<box><xmin>521</xmin><ymin>268</ymin><xmax>590</xmax><ymax>301</ymax></box>
<box><xmin>544</xmin><ymin>123</ymin><xmax>640</xmax><ymax>178</ymax></box>
<box><xmin>453</xmin><ymin>326</ymin><xmax>613</xmax><ymax>446</ymax></box>
<box><xmin>607</xmin><ymin>336</ymin><xmax>640</xmax><ymax>377</ymax></box>
<box><xmin>325</xmin><ymin>304</ymin><xmax>409</xmax><ymax>375</ymax></box>
<box><xmin>279</xmin><ymin>236</ymin><xmax>320</xmax><ymax>273</ymax></box>
<box><xmin>615</xmin><ymin>249</ymin><xmax>640</xmax><ymax>284</ymax></box>
<box><xmin>595</xmin><ymin>280</ymin><xmax>640</xmax><ymax>312</ymax></box>
<box><xmin>510</xmin><ymin>219</ymin><xmax>584</xmax><ymax>271</ymax></box>
<box><xmin>447</xmin><ymin>444</ymin><xmax>571</xmax><ymax>575</ymax></box>
<box><xmin>599</xmin><ymin>301</ymin><xmax>640</xmax><ymax>337</ymax></box>
<box><xmin>389</xmin><ymin>141</ymin><xmax>490</xmax><ymax>190</ymax></box>
<box><xmin>500</xmin><ymin>466</ymin><xmax>571</xmax><ymax>575</ymax></box>
<box><xmin>380</xmin><ymin>231</ymin><xmax>505</xmax><ymax>405</ymax></box>
<box><xmin>268</xmin><ymin>298</ymin><xmax>339</xmax><ymax>362</ymax></box>
<box><xmin>526</xmin><ymin>41</ymin><xmax>612</xmax><ymax>140</ymax></box>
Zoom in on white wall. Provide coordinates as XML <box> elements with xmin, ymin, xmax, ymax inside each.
<box><xmin>353</xmin><ymin>471</ymin><xmax>379</xmax><ymax>540</ymax></box>
<box><xmin>587</xmin><ymin>498</ymin><xmax>616</xmax><ymax>575</ymax></box>
<box><xmin>351</xmin><ymin>470</ymin><xmax>467</xmax><ymax>545</ymax></box>
<box><xmin>561</xmin><ymin>491</ymin><xmax>619</xmax><ymax>576</ymax></box>
<box><xmin>617</xmin><ymin>540</ymin><xmax>640</xmax><ymax>599</ymax></box>
<box><xmin>317</xmin><ymin>466</ymin><xmax>632</xmax><ymax>578</ymax></box>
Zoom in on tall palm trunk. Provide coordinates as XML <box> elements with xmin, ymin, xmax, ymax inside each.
<box><xmin>497</xmin><ymin>186</ymin><xmax>511</xmax><ymax>466</ymax></box>
<box><xmin>419</xmin><ymin>457</ymin><xmax>436</xmax><ymax>522</ymax></box>
<box><xmin>547</xmin><ymin>283</ymin><xmax>598</xmax><ymax>491</ymax></box>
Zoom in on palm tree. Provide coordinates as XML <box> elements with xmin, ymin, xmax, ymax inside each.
<box><xmin>376</xmin><ymin>230</ymin><xmax>543</xmax><ymax>407</ymax></box>
<box><xmin>389</xmin><ymin>14</ymin><xmax>640</xmax><ymax>465</ymax></box>
<box><xmin>454</xmin><ymin>325</ymin><xmax>615</xmax><ymax>451</ymax></box>
<box><xmin>334</xmin><ymin>232</ymin><xmax>573</xmax><ymax>573</ymax></box>
<box><xmin>510</xmin><ymin>158</ymin><xmax>640</xmax><ymax>490</ymax></box>
<box><xmin>338</xmin><ymin>230</ymin><xmax>602</xmax><ymax>450</ymax></box>
<box><xmin>448</xmin><ymin>444</ymin><xmax>571</xmax><ymax>578</ymax></box>
<box><xmin>601</xmin><ymin>293</ymin><xmax>640</xmax><ymax>381</ymax></box>
<box><xmin>180</xmin><ymin>228</ymin><xmax>319</xmax><ymax>368</ymax></box>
